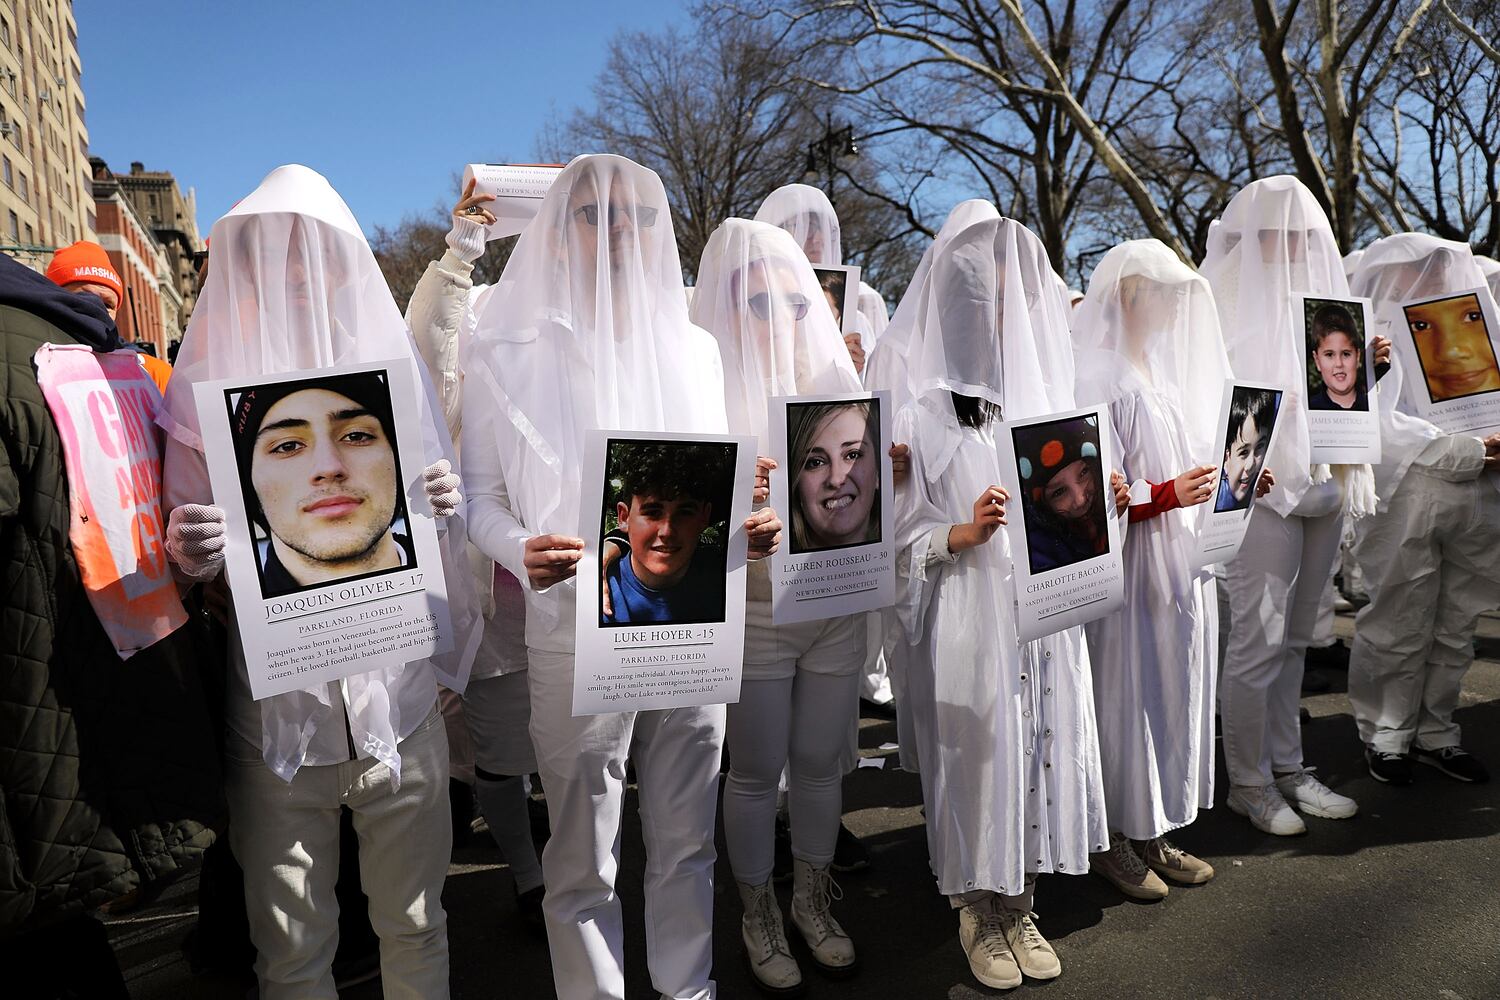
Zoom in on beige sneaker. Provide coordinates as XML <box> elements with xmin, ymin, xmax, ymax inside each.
<box><xmin>1143</xmin><ymin>837</ymin><xmax>1214</xmax><ymax>885</ymax></box>
<box><xmin>1090</xmin><ymin>832</ymin><xmax>1168</xmax><ymax>900</ymax></box>
<box><xmin>1000</xmin><ymin>910</ymin><xmax>1061</xmax><ymax>981</ymax></box>
<box><xmin>736</xmin><ymin>880</ymin><xmax>803</xmax><ymax>995</ymax></box>
<box><xmin>958</xmin><ymin>896</ymin><xmax>1022</xmax><ymax>990</ymax></box>
<box><xmin>789</xmin><ymin>858</ymin><xmax>857</xmax><ymax>976</ymax></box>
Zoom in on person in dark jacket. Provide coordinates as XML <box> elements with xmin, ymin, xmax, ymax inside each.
<box><xmin>0</xmin><ymin>254</ymin><xmax>224</xmax><ymax>999</ymax></box>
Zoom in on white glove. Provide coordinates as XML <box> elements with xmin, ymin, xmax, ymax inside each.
<box><xmin>166</xmin><ymin>503</ymin><xmax>227</xmax><ymax>580</ymax></box>
<box><xmin>424</xmin><ymin>459</ymin><xmax>462</xmax><ymax>517</ymax></box>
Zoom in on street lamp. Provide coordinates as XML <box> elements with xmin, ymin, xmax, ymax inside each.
<box><xmin>802</xmin><ymin>113</ymin><xmax>858</xmax><ymax>206</ymax></box>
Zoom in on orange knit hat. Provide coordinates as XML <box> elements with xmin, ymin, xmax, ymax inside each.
<box><xmin>46</xmin><ymin>241</ymin><xmax>124</xmax><ymax>300</ymax></box>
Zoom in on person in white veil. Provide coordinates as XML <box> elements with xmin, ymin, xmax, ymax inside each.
<box><xmin>892</xmin><ymin>210</ymin><xmax>1109</xmax><ymax>990</ymax></box>
<box><xmin>1475</xmin><ymin>253</ymin><xmax>1500</xmax><ymax>304</ymax></box>
<box><xmin>405</xmin><ymin>177</ymin><xmax>547</xmax><ymax>928</ymax></box>
<box><xmin>1347</xmin><ymin>235</ymin><xmax>1500</xmax><ymax>786</ymax></box>
<box><xmin>461</xmin><ymin>154</ymin><xmax>781</xmax><ymax>1000</ymax></box>
<box><xmin>690</xmin><ymin>219</ymin><xmax>877</xmax><ymax>991</ymax></box>
<box><xmin>755</xmin><ymin>182</ymin><xmax>874</xmax><ymax>369</ymax></box>
<box><xmin>856</xmin><ymin>280</ymin><xmax>889</xmax><ymax>344</ymax></box>
<box><xmin>1199</xmin><ymin>176</ymin><xmax>1391</xmax><ymax>837</ymax></box>
<box><xmin>1073</xmin><ymin>240</ymin><xmax>1262</xmax><ymax>900</ymax></box>
<box><xmin>159</xmin><ymin>164</ymin><xmax>481</xmax><ymax>999</ymax></box>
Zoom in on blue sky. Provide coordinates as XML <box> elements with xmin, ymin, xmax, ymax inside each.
<box><xmin>76</xmin><ymin>1</ymin><xmax>693</xmax><ymax>238</ymax></box>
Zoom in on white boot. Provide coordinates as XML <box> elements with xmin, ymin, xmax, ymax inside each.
<box><xmin>737</xmin><ymin>880</ymin><xmax>803</xmax><ymax>995</ymax></box>
<box><xmin>789</xmin><ymin>857</ymin><xmax>858</xmax><ymax>976</ymax></box>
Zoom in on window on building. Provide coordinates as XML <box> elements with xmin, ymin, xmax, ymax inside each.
<box><xmin>8</xmin><ymin>210</ymin><xmax>18</xmax><ymax>241</ymax></box>
<box><xmin>86</xmin><ymin>208</ymin><xmax>94</xmax><ymax>232</ymax></box>
<box><xmin>17</xmin><ymin>173</ymin><xmax>25</xmax><ymax>203</ymax></box>
<box><xmin>2</xmin><ymin>155</ymin><xmax>10</xmax><ymax>186</ymax></box>
<box><xmin>76</xmin><ymin>134</ymin><xmax>85</xmax><ymax>159</ymax></box>
<box><xmin>0</xmin><ymin>18</ymin><xmax>10</xmax><ymax>49</ymax></box>
<box><xmin>73</xmin><ymin>97</ymin><xmax>81</xmax><ymax>123</ymax></box>
<box><xmin>23</xmin><ymin>222</ymin><xmax>31</xmax><ymax>243</ymax></box>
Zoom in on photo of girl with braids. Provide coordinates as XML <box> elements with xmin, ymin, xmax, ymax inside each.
<box><xmin>1014</xmin><ymin>413</ymin><xmax>1110</xmax><ymax>575</ymax></box>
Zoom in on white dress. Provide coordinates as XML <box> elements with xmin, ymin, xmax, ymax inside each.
<box><xmin>1084</xmin><ymin>372</ymin><xmax>1217</xmax><ymax>840</ymax></box>
<box><xmin>894</xmin><ymin>403</ymin><xmax>1107</xmax><ymax>896</ymax></box>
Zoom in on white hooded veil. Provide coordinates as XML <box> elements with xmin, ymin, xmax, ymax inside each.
<box><xmin>857</xmin><ymin>281</ymin><xmax>889</xmax><ymax>344</ymax></box>
<box><xmin>1349</xmin><ymin>233</ymin><xmax>1500</xmax><ymax>503</ymax></box>
<box><xmin>463</xmin><ymin>154</ymin><xmax>727</xmax><ymax>629</ymax></box>
<box><xmin>162</xmin><ymin>164</ymin><xmax>481</xmax><ymax>781</ymax></box>
<box><xmin>690</xmin><ymin>219</ymin><xmax>860</xmax><ymax>452</ymax></box>
<box><xmin>1476</xmin><ymin>254</ymin><xmax>1500</xmax><ymax>305</ymax></box>
<box><xmin>1199</xmin><ymin>175</ymin><xmax>1374</xmax><ymax>517</ymax></box>
<box><xmin>754</xmin><ymin>183</ymin><xmax>843</xmax><ymax>266</ymax></box>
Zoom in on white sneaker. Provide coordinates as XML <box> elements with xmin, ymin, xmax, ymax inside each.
<box><xmin>1275</xmin><ymin>767</ymin><xmax>1358</xmax><ymax>819</ymax></box>
<box><xmin>736</xmin><ymin>880</ymin><xmax>803</xmax><ymax>995</ymax></box>
<box><xmin>1226</xmin><ymin>782</ymin><xmax>1306</xmax><ymax>836</ymax></box>
<box><xmin>958</xmin><ymin>896</ymin><xmax>1022</xmax><ymax>990</ymax></box>
<box><xmin>1000</xmin><ymin>910</ymin><xmax>1061</xmax><ymax>981</ymax></box>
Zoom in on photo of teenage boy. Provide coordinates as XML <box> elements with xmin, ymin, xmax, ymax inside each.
<box><xmin>1306</xmin><ymin>302</ymin><xmax>1369</xmax><ymax>411</ymax></box>
<box><xmin>1214</xmin><ymin>388</ymin><xmax>1281</xmax><ymax>513</ymax></box>
<box><xmin>599</xmin><ymin>441</ymin><xmax>735</xmax><ymax>626</ymax></box>
<box><xmin>229</xmin><ymin>371</ymin><xmax>413</xmax><ymax>599</ymax></box>
<box><xmin>1403</xmin><ymin>291</ymin><xmax>1500</xmax><ymax>402</ymax></box>
<box><xmin>1015</xmin><ymin>415</ymin><xmax>1112</xmax><ymax>574</ymax></box>
<box><xmin>787</xmin><ymin>399</ymin><xmax>882</xmax><ymax>553</ymax></box>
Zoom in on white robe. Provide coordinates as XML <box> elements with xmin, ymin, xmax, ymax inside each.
<box><xmin>893</xmin><ymin>403</ymin><xmax>1107</xmax><ymax>896</ymax></box>
<box><xmin>1083</xmin><ymin>373</ymin><xmax>1217</xmax><ymax>840</ymax></box>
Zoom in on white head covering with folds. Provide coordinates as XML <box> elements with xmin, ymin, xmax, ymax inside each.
<box><xmin>464</xmin><ymin>154</ymin><xmax>727</xmax><ymax>627</ymax></box>
<box><xmin>1349</xmin><ymin>233</ymin><xmax>1500</xmax><ymax>502</ymax></box>
<box><xmin>1199</xmin><ymin>175</ymin><xmax>1373</xmax><ymax>516</ymax></box>
<box><xmin>754</xmin><ymin>183</ymin><xmax>843</xmax><ymax>266</ymax></box>
<box><xmin>857</xmin><ymin>281</ymin><xmax>889</xmax><ymax>343</ymax></box>
<box><xmin>162</xmin><ymin>164</ymin><xmax>481</xmax><ymax>782</ymax></box>
<box><xmin>1476</xmin><ymin>254</ymin><xmax>1500</xmax><ymax>305</ymax></box>
<box><xmin>690</xmin><ymin>219</ymin><xmax>860</xmax><ymax>451</ymax></box>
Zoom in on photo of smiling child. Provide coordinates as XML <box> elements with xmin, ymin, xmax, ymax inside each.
<box><xmin>1402</xmin><ymin>291</ymin><xmax>1500</xmax><ymax>403</ymax></box>
<box><xmin>786</xmin><ymin>398</ymin><xmax>882</xmax><ymax>554</ymax></box>
<box><xmin>1014</xmin><ymin>413</ymin><xmax>1111</xmax><ymax>575</ymax></box>
<box><xmin>228</xmin><ymin>370</ymin><xmax>414</xmax><ymax>600</ymax></box>
<box><xmin>598</xmin><ymin>439</ymin><xmax>737</xmax><ymax>627</ymax></box>
<box><xmin>1304</xmin><ymin>300</ymin><xmax>1370</xmax><ymax>411</ymax></box>
<box><xmin>1214</xmin><ymin>387</ymin><xmax>1283</xmax><ymax>513</ymax></box>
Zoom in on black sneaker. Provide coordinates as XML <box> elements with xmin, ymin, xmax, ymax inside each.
<box><xmin>517</xmin><ymin>885</ymin><xmax>547</xmax><ymax>937</ymax></box>
<box><xmin>1412</xmin><ymin>745</ymin><xmax>1490</xmax><ymax>783</ymax></box>
<box><xmin>1365</xmin><ymin>747</ymin><xmax>1413</xmax><ymax>785</ymax></box>
<box><xmin>1305</xmin><ymin>641</ymin><xmax>1350</xmax><ymax>671</ymax></box>
<box><xmin>772</xmin><ymin>813</ymin><xmax>793</xmax><ymax>883</ymax></box>
<box><xmin>831</xmin><ymin>822</ymin><xmax>870</xmax><ymax>873</ymax></box>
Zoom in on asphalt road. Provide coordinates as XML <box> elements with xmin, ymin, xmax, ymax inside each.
<box><xmin>108</xmin><ymin>613</ymin><xmax>1500</xmax><ymax>999</ymax></box>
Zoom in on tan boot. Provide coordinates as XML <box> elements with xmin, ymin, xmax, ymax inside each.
<box><xmin>789</xmin><ymin>858</ymin><xmax>858</xmax><ymax>976</ymax></box>
<box><xmin>1143</xmin><ymin>837</ymin><xmax>1215</xmax><ymax>885</ymax></box>
<box><xmin>736</xmin><ymin>880</ymin><xmax>803</xmax><ymax>996</ymax></box>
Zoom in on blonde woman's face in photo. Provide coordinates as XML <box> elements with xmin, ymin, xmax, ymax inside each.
<box><xmin>795</xmin><ymin>407</ymin><xmax>878</xmax><ymax>547</ymax></box>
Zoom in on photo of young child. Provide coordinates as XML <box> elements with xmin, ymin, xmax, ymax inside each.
<box><xmin>1402</xmin><ymin>291</ymin><xmax>1500</xmax><ymax>403</ymax></box>
<box><xmin>1303</xmin><ymin>299</ymin><xmax>1370</xmax><ymax>411</ymax></box>
<box><xmin>1214</xmin><ymin>387</ymin><xmax>1283</xmax><ymax>513</ymax></box>
<box><xmin>1014</xmin><ymin>413</ymin><xmax>1110</xmax><ymax>575</ymax></box>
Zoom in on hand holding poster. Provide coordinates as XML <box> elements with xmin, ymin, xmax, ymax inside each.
<box><xmin>997</xmin><ymin>405</ymin><xmax>1126</xmax><ymax>641</ymax></box>
<box><xmin>460</xmin><ymin>163</ymin><xmax>565</xmax><ymax>240</ymax></box>
<box><xmin>1296</xmin><ymin>293</ymin><xmax>1381</xmax><ymax>464</ymax></box>
<box><xmin>1193</xmin><ymin>380</ymin><xmax>1288</xmax><ymax>566</ymax></box>
<box><xmin>573</xmin><ymin>430</ymin><xmax>756</xmax><ymax>716</ymax></box>
<box><xmin>1395</xmin><ymin>287</ymin><xmax>1500</xmax><ymax>435</ymax></box>
<box><xmin>193</xmin><ymin>359</ymin><xmax>453</xmax><ymax>699</ymax></box>
<box><xmin>767</xmin><ymin>390</ymin><xmax>895</xmax><ymax>625</ymax></box>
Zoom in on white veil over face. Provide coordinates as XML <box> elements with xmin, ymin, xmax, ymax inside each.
<box><xmin>464</xmin><ymin>153</ymin><xmax>726</xmax><ymax>545</ymax></box>
<box><xmin>754</xmin><ymin>183</ymin><xmax>844</xmax><ymax>266</ymax></box>
<box><xmin>1199</xmin><ymin>175</ymin><xmax>1356</xmax><ymax>515</ymax></box>
<box><xmin>1476</xmin><ymin>254</ymin><xmax>1500</xmax><ymax>305</ymax></box>
<box><xmin>1073</xmin><ymin>239</ymin><xmax>1232</xmax><ymax>460</ymax></box>
<box><xmin>161</xmin><ymin>164</ymin><xmax>481</xmax><ymax>779</ymax></box>
<box><xmin>857</xmin><ymin>281</ymin><xmax>889</xmax><ymax>343</ymax></box>
<box><xmin>1350</xmin><ymin>233</ymin><xmax>1498</xmax><ymax>501</ymax></box>
<box><xmin>690</xmin><ymin>219</ymin><xmax>860</xmax><ymax>451</ymax></box>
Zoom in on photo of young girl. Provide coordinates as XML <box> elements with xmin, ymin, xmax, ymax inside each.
<box><xmin>1214</xmin><ymin>387</ymin><xmax>1283</xmax><ymax>513</ymax></box>
<box><xmin>1304</xmin><ymin>299</ymin><xmax>1370</xmax><ymax>411</ymax></box>
<box><xmin>1402</xmin><ymin>291</ymin><xmax>1500</xmax><ymax>402</ymax></box>
<box><xmin>1014</xmin><ymin>413</ymin><xmax>1110</xmax><ymax>574</ymax></box>
<box><xmin>786</xmin><ymin>398</ymin><xmax>882</xmax><ymax>554</ymax></box>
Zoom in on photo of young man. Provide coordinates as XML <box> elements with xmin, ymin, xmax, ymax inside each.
<box><xmin>1214</xmin><ymin>387</ymin><xmax>1282</xmax><ymax>513</ymax></box>
<box><xmin>1305</xmin><ymin>300</ymin><xmax>1370</xmax><ymax>411</ymax></box>
<box><xmin>1402</xmin><ymin>291</ymin><xmax>1500</xmax><ymax>402</ymax></box>
<box><xmin>229</xmin><ymin>370</ymin><xmax>413</xmax><ymax>599</ymax></box>
<box><xmin>599</xmin><ymin>440</ymin><xmax>736</xmax><ymax>626</ymax></box>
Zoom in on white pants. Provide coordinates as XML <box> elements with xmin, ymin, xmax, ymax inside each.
<box><xmin>724</xmin><ymin>670</ymin><xmax>862</xmax><ymax>884</ymax></box>
<box><xmin>225</xmin><ymin>708</ymin><xmax>452</xmax><ymax>1000</ymax></box>
<box><xmin>1220</xmin><ymin>505</ymin><xmax>1343</xmax><ymax>786</ymax></box>
<box><xmin>859</xmin><ymin>612</ymin><xmax>893</xmax><ymax>704</ymax></box>
<box><xmin>527</xmin><ymin>648</ymin><xmax>724</xmax><ymax>1000</ymax></box>
<box><xmin>1349</xmin><ymin>472</ymin><xmax>1500</xmax><ymax>753</ymax></box>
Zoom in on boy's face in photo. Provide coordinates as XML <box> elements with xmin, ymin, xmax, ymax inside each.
<box><xmin>616</xmin><ymin>492</ymin><xmax>712</xmax><ymax>589</ymax></box>
<box><xmin>1314</xmin><ymin>330</ymin><xmax>1361</xmax><ymax>402</ymax></box>
<box><xmin>1405</xmin><ymin>294</ymin><xmax>1500</xmax><ymax>401</ymax></box>
<box><xmin>1223</xmin><ymin>412</ymin><xmax>1269</xmax><ymax>504</ymax></box>
<box><xmin>250</xmin><ymin>387</ymin><xmax>398</xmax><ymax>569</ymax></box>
<box><xmin>1043</xmin><ymin>459</ymin><xmax>1097</xmax><ymax>522</ymax></box>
